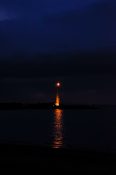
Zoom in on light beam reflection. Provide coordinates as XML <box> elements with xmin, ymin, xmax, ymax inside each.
<box><xmin>52</xmin><ymin>109</ymin><xmax>63</xmax><ymax>149</ymax></box>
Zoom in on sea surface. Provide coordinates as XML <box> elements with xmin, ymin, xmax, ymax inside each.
<box><xmin>0</xmin><ymin>109</ymin><xmax>114</xmax><ymax>152</ymax></box>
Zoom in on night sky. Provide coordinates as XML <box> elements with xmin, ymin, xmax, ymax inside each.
<box><xmin>0</xmin><ymin>0</ymin><xmax>115</xmax><ymax>104</ymax></box>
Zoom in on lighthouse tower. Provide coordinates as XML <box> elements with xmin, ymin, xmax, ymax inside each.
<box><xmin>55</xmin><ymin>82</ymin><xmax>61</xmax><ymax>107</ymax></box>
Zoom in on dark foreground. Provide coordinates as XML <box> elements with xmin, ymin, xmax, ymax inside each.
<box><xmin>0</xmin><ymin>144</ymin><xmax>115</xmax><ymax>174</ymax></box>
<box><xmin>0</xmin><ymin>102</ymin><xmax>113</xmax><ymax>110</ymax></box>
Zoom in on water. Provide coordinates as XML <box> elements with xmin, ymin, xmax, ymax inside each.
<box><xmin>0</xmin><ymin>109</ymin><xmax>114</xmax><ymax>152</ymax></box>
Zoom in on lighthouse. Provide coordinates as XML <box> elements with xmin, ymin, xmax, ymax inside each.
<box><xmin>55</xmin><ymin>82</ymin><xmax>61</xmax><ymax>107</ymax></box>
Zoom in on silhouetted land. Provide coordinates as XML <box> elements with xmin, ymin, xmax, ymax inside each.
<box><xmin>0</xmin><ymin>144</ymin><xmax>114</xmax><ymax>174</ymax></box>
<box><xmin>0</xmin><ymin>102</ymin><xmax>114</xmax><ymax>110</ymax></box>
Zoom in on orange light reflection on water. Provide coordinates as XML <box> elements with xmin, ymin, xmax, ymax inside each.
<box><xmin>52</xmin><ymin>109</ymin><xmax>63</xmax><ymax>149</ymax></box>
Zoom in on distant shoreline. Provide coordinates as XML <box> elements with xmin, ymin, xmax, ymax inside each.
<box><xmin>0</xmin><ymin>102</ymin><xmax>114</xmax><ymax>110</ymax></box>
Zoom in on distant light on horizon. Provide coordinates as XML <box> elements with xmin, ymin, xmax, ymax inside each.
<box><xmin>56</xmin><ymin>82</ymin><xmax>61</xmax><ymax>88</ymax></box>
<box><xmin>55</xmin><ymin>82</ymin><xmax>61</xmax><ymax>107</ymax></box>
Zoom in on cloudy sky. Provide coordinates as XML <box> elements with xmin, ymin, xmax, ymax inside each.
<box><xmin>0</xmin><ymin>0</ymin><xmax>115</xmax><ymax>56</ymax></box>
<box><xmin>0</xmin><ymin>0</ymin><xmax>115</xmax><ymax>104</ymax></box>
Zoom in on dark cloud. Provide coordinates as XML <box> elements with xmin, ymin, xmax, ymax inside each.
<box><xmin>0</xmin><ymin>0</ymin><xmax>114</xmax><ymax>56</ymax></box>
<box><xmin>45</xmin><ymin>1</ymin><xmax>114</xmax><ymax>47</ymax></box>
<box><xmin>0</xmin><ymin>0</ymin><xmax>102</xmax><ymax>10</ymax></box>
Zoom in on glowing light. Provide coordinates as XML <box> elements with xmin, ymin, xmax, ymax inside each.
<box><xmin>55</xmin><ymin>81</ymin><xmax>61</xmax><ymax>107</ymax></box>
<box><xmin>55</xmin><ymin>94</ymin><xmax>60</xmax><ymax>107</ymax></box>
<box><xmin>53</xmin><ymin>82</ymin><xmax>63</xmax><ymax>148</ymax></box>
<box><xmin>56</xmin><ymin>82</ymin><xmax>61</xmax><ymax>88</ymax></box>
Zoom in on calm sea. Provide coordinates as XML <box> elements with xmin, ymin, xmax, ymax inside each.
<box><xmin>0</xmin><ymin>109</ymin><xmax>114</xmax><ymax>152</ymax></box>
